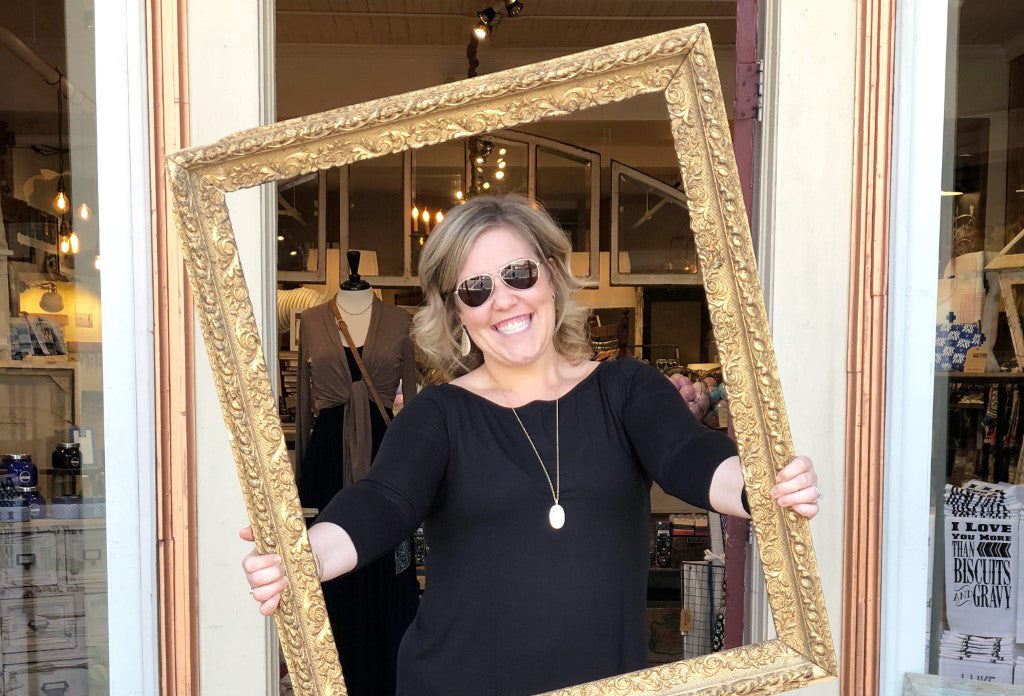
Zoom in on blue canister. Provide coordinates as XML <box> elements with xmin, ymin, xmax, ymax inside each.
<box><xmin>16</xmin><ymin>488</ymin><xmax>47</xmax><ymax>520</ymax></box>
<box><xmin>1</xmin><ymin>454</ymin><xmax>37</xmax><ymax>489</ymax></box>
<box><xmin>0</xmin><ymin>490</ymin><xmax>29</xmax><ymax>523</ymax></box>
<box><xmin>52</xmin><ymin>443</ymin><xmax>81</xmax><ymax>471</ymax></box>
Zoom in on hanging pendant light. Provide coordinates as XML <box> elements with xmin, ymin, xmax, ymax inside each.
<box><xmin>53</xmin><ymin>179</ymin><xmax>69</xmax><ymax>213</ymax></box>
<box><xmin>38</xmin><ymin>283</ymin><xmax>64</xmax><ymax>312</ymax></box>
<box><xmin>52</xmin><ymin>69</ymin><xmax>70</xmax><ymax>214</ymax></box>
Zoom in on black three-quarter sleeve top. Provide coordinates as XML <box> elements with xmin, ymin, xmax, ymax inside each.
<box><xmin>318</xmin><ymin>357</ymin><xmax>738</xmax><ymax>696</ymax></box>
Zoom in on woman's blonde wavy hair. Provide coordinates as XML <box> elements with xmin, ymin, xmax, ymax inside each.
<box><xmin>412</xmin><ymin>194</ymin><xmax>592</xmax><ymax>377</ymax></box>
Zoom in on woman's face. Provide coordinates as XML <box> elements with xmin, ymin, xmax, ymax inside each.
<box><xmin>454</xmin><ymin>226</ymin><xmax>557</xmax><ymax>370</ymax></box>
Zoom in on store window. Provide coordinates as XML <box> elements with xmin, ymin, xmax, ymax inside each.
<box><xmin>928</xmin><ymin>1</ymin><xmax>1024</xmax><ymax>685</ymax></box>
<box><xmin>1</xmin><ymin>1</ymin><xmax>111</xmax><ymax>693</ymax></box>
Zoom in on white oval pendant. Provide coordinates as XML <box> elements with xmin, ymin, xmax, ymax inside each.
<box><xmin>549</xmin><ymin>504</ymin><xmax>565</xmax><ymax>530</ymax></box>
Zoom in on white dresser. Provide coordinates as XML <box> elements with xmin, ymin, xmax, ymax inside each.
<box><xmin>0</xmin><ymin>519</ymin><xmax>107</xmax><ymax>696</ymax></box>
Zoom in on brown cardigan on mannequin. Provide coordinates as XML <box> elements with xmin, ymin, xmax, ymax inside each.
<box><xmin>296</xmin><ymin>296</ymin><xmax>418</xmax><ymax>484</ymax></box>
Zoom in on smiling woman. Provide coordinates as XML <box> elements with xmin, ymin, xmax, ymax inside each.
<box><xmin>412</xmin><ymin>195</ymin><xmax>591</xmax><ymax>380</ymax></box>
<box><xmin>240</xmin><ymin>195</ymin><xmax>823</xmax><ymax>696</ymax></box>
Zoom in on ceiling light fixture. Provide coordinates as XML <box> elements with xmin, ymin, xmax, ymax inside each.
<box><xmin>503</xmin><ymin>0</ymin><xmax>524</xmax><ymax>16</ymax></box>
<box><xmin>77</xmin><ymin>202</ymin><xmax>90</xmax><ymax>221</ymax></box>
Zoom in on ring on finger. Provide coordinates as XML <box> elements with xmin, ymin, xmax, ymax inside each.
<box><xmin>814</xmin><ymin>486</ymin><xmax>823</xmax><ymax>502</ymax></box>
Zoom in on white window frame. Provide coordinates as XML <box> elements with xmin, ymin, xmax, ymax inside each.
<box><xmin>95</xmin><ymin>1</ymin><xmax>159</xmax><ymax>693</ymax></box>
<box><xmin>879</xmin><ymin>0</ymin><xmax>950</xmax><ymax>692</ymax></box>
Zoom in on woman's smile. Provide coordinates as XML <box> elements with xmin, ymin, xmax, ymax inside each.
<box><xmin>493</xmin><ymin>313</ymin><xmax>533</xmax><ymax>335</ymax></box>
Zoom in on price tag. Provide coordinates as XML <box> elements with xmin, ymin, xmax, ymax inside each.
<box><xmin>679</xmin><ymin>607</ymin><xmax>693</xmax><ymax>634</ymax></box>
<box><xmin>964</xmin><ymin>347</ymin><xmax>988</xmax><ymax>373</ymax></box>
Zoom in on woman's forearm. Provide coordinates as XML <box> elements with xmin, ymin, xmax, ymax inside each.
<box><xmin>308</xmin><ymin>522</ymin><xmax>359</xmax><ymax>581</ymax></box>
<box><xmin>707</xmin><ymin>455</ymin><xmax>750</xmax><ymax>518</ymax></box>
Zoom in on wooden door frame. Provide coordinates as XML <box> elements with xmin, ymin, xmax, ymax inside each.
<box><xmin>842</xmin><ymin>0</ymin><xmax>896</xmax><ymax>695</ymax></box>
<box><xmin>147</xmin><ymin>1</ymin><xmax>199</xmax><ymax>694</ymax></box>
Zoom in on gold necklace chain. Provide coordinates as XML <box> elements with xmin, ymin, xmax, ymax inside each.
<box><xmin>510</xmin><ymin>398</ymin><xmax>559</xmax><ymax>505</ymax></box>
<box><xmin>337</xmin><ymin>298</ymin><xmax>374</xmax><ymax>316</ymax></box>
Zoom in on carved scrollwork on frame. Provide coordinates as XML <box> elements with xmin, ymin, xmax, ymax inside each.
<box><xmin>168</xmin><ymin>23</ymin><xmax>836</xmax><ymax>696</ymax></box>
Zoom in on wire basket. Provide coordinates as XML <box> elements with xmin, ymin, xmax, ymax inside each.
<box><xmin>680</xmin><ymin>560</ymin><xmax>725</xmax><ymax>658</ymax></box>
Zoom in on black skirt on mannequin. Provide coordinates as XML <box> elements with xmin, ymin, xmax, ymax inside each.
<box><xmin>298</xmin><ymin>346</ymin><xmax>419</xmax><ymax>696</ymax></box>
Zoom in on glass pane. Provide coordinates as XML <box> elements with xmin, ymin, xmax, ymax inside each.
<box><xmin>349</xmin><ymin>153</ymin><xmax>405</xmax><ymax>276</ymax></box>
<box><xmin>616</xmin><ymin>171</ymin><xmax>697</xmax><ymax>276</ymax></box>
<box><xmin>2</xmin><ymin>2</ymin><xmax>109</xmax><ymax>691</ymax></box>
<box><xmin>411</xmin><ymin>140</ymin><xmax>466</xmax><ymax>275</ymax></box>
<box><xmin>469</xmin><ymin>137</ymin><xmax>526</xmax><ymax>198</ymax></box>
<box><xmin>276</xmin><ymin>173</ymin><xmax>320</xmax><ymax>273</ymax></box>
<box><xmin>926</xmin><ymin>2</ymin><xmax>1024</xmax><ymax>684</ymax></box>
<box><xmin>326</xmin><ymin>166</ymin><xmax>341</xmax><ymax>255</ymax></box>
<box><xmin>536</xmin><ymin>147</ymin><xmax>594</xmax><ymax>277</ymax></box>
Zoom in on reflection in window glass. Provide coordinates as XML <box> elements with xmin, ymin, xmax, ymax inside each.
<box><xmin>349</xmin><ymin>154</ymin><xmax>405</xmax><ymax>276</ymax></box>
<box><xmin>325</xmin><ymin>166</ymin><xmax>341</xmax><ymax>254</ymax></box>
<box><xmin>927</xmin><ymin>2</ymin><xmax>1024</xmax><ymax>685</ymax></box>
<box><xmin>1</xmin><ymin>2</ymin><xmax>109</xmax><ymax>692</ymax></box>
<box><xmin>536</xmin><ymin>147</ymin><xmax>593</xmax><ymax>276</ymax></box>
<box><xmin>469</xmin><ymin>137</ymin><xmax>526</xmax><ymax>198</ymax></box>
<box><xmin>616</xmin><ymin>171</ymin><xmax>696</xmax><ymax>276</ymax></box>
<box><xmin>412</xmin><ymin>141</ymin><xmax>466</xmax><ymax>275</ymax></box>
<box><xmin>276</xmin><ymin>173</ymin><xmax>320</xmax><ymax>273</ymax></box>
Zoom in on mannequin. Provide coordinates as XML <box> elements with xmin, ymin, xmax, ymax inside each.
<box><xmin>294</xmin><ymin>247</ymin><xmax>420</xmax><ymax>696</ymax></box>
<box><xmin>335</xmin><ymin>250</ymin><xmax>375</xmax><ymax>347</ymax></box>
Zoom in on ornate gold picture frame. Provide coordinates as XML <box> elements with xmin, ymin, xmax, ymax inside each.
<box><xmin>168</xmin><ymin>23</ymin><xmax>836</xmax><ymax>696</ymax></box>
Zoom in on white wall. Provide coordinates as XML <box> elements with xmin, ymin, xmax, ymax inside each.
<box><xmin>756</xmin><ymin>1</ymin><xmax>857</xmax><ymax>693</ymax></box>
<box><xmin>189</xmin><ymin>1</ymin><xmax>277</xmax><ymax>693</ymax></box>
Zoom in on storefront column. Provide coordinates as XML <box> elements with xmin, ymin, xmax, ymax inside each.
<box><xmin>754</xmin><ymin>1</ymin><xmax>858</xmax><ymax>694</ymax></box>
<box><xmin>187</xmin><ymin>1</ymin><xmax>278</xmax><ymax>693</ymax></box>
<box><xmin>146</xmin><ymin>0</ymin><xmax>199</xmax><ymax>694</ymax></box>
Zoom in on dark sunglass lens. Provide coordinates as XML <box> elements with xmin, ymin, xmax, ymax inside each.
<box><xmin>502</xmin><ymin>260</ymin><xmax>538</xmax><ymax>290</ymax></box>
<box><xmin>457</xmin><ymin>275</ymin><xmax>493</xmax><ymax>307</ymax></box>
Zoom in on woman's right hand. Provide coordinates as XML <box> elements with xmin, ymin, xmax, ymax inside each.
<box><xmin>240</xmin><ymin>526</ymin><xmax>289</xmax><ymax>616</ymax></box>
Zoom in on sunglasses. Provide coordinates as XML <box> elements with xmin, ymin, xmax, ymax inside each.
<box><xmin>454</xmin><ymin>258</ymin><xmax>540</xmax><ymax>308</ymax></box>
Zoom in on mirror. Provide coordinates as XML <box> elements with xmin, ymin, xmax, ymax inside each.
<box><xmin>168</xmin><ymin>25</ymin><xmax>835</xmax><ymax>696</ymax></box>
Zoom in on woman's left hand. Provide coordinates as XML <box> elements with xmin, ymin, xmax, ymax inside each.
<box><xmin>770</xmin><ymin>456</ymin><xmax>821</xmax><ymax>519</ymax></box>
